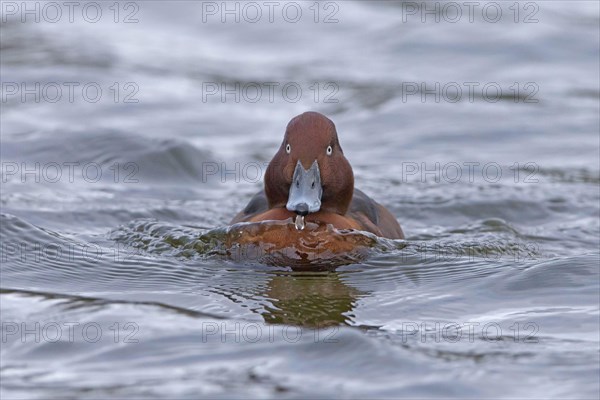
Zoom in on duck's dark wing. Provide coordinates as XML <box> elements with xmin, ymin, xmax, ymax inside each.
<box><xmin>349</xmin><ymin>189</ymin><xmax>380</xmax><ymax>226</ymax></box>
<box><xmin>349</xmin><ymin>189</ymin><xmax>404</xmax><ymax>239</ymax></box>
<box><xmin>230</xmin><ymin>190</ymin><xmax>269</xmax><ymax>223</ymax></box>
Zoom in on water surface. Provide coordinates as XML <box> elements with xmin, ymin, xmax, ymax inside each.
<box><xmin>1</xmin><ymin>1</ymin><xmax>599</xmax><ymax>398</ymax></box>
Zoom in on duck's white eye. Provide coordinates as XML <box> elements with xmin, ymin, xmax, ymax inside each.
<box><xmin>286</xmin><ymin>144</ymin><xmax>291</xmax><ymax>154</ymax></box>
<box><xmin>326</xmin><ymin>145</ymin><xmax>333</xmax><ymax>156</ymax></box>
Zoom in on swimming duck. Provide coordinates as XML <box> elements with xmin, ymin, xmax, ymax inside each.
<box><xmin>231</xmin><ymin>111</ymin><xmax>404</xmax><ymax>239</ymax></box>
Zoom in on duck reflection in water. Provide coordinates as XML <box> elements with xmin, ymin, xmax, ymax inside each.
<box><xmin>261</xmin><ymin>271</ymin><xmax>364</xmax><ymax>327</ymax></box>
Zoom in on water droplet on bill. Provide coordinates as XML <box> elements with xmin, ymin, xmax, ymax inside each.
<box><xmin>294</xmin><ymin>215</ymin><xmax>305</xmax><ymax>230</ymax></box>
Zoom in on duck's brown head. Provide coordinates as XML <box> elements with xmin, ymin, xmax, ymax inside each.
<box><xmin>264</xmin><ymin>112</ymin><xmax>354</xmax><ymax>216</ymax></box>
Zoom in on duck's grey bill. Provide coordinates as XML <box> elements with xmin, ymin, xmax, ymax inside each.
<box><xmin>286</xmin><ymin>160</ymin><xmax>322</xmax><ymax>216</ymax></box>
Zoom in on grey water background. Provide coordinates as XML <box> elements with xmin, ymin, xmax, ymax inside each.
<box><xmin>1</xmin><ymin>0</ymin><xmax>599</xmax><ymax>398</ymax></box>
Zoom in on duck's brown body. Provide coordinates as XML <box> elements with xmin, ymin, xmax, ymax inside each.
<box><xmin>231</xmin><ymin>112</ymin><xmax>404</xmax><ymax>240</ymax></box>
